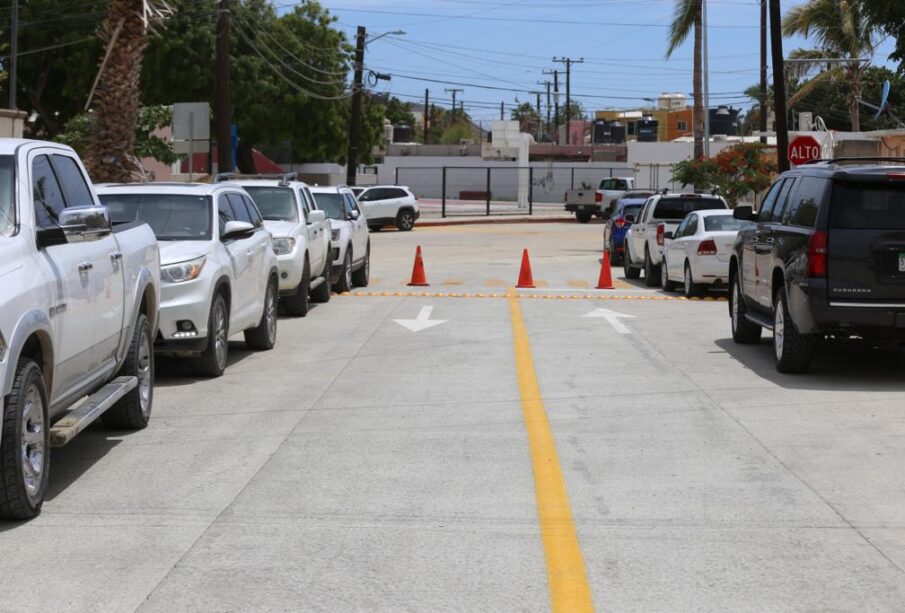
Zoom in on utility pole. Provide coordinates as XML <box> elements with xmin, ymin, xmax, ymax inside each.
<box><xmin>769</xmin><ymin>0</ymin><xmax>789</xmax><ymax>172</ymax></box>
<box><xmin>423</xmin><ymin>89</ymin><xmax>429</xmax><ymax>144</ymax></box>
<box><xmin>543</xmin><ymin>68</ymin><xmax>560</xmax><ymax>143</ymax></box>
<box><xmin>346</xmin><ymin>26</ymin><xmax>366</xmax><ymax>186</ymax></box>
<box><xmin>216</xmin><ymin>0</ymin><xmax>232</xmax><ymax>173</ymax></box>
<box><xmin>445</xmin><ymin>88</ymin><xmax>463</xmax><ymax>124</ymax></box>
<box><xmin>500</xmin><ymin>101</ymin><xmax>504</xmax><ymax>121</ymax></box>
<box><xmin>702</xmin><ymin>0</ymin><xmax>710</xmax><ymax>157</ymax></box>
<box><xmin>534</xmin><ymin>91</ymin><xmax>542</xmax><ymax>141</ymax></box>
<box><xmin>759</xmin><ymin>0</ymin><xmax>768</xmax><ymax>143</ymax></box>
<box><xmin>538</xmin><ymin>79</ymin><xmax>552</xmax><ymax>141</ymax></box>
<box><xmin>554</xmin><ymin>57</ymin><xmax>582</xmax><ymax>144</ymax></box>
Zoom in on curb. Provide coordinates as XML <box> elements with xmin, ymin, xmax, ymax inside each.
<box><xmin>417</xmin><ymin>216</ymin><xmax>576</xmax><ymax>227</ymax></box>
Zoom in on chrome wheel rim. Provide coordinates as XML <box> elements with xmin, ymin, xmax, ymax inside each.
<box><xmin>774</xmin><ymin>298</ymin><xmax>785</xmax><ymax>360</ymax></box>
<box><xmin>138</xmin><ymin>328</ymin><xmax>152</xmax><ymax>417</ymax></box>
<box><xmin>731</xmin><ymin>280</ymin><xmax>740</xmax><ymax>331</ymax></box>
<box><xmin>20</xmin><ymin>383</ymin><xmax>45</xmax><ymax>500</ymax></box>
<box><xmin>214</xmin><ymin>301</ymin><xmax>228</xmax><ymax>371</ymax></box>
<box><xmin>661</xmin><ymin>260</ymin><xmax>668</xmax><ymax>287</ymax></box>
<box><xmin>266</xmin><ymin>286</ymin><xmax>277</xmax><ymax>344</ymax></box>
<box><xmin>400</xmin><ymin>214</ymin><xmax>413</xmax><ymax>229</ymax></box>
<box><xmin>684</xmin><ymin>266</ymin><xmax>692</xmax><ymax>295</ymax></box>
<box><xmin>344</xmin><ymin>253</ymin><xmax>352</xmax><ymax>288</ymax></box>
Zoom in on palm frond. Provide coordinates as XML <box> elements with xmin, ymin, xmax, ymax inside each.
<box><xmin>788</xmin><ymin>67</ymin><xmax>843</xmax><ymax>108</ymax></box>
<box><xmin>665</xmin><ymin>0</ymin><xmax>698</xmax><ymax>59</ymax></box>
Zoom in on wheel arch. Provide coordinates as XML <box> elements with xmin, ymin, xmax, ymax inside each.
<box><xmin>4</xmin><ymin>311</ymin><xmax>54</xmax><ymax>398</ymax></box>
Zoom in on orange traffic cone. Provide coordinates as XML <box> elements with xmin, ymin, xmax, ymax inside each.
<box><xmin>516</xmin><ymin>249</ymin><xmax>535</xmax><ymax>288</ymax></box>
<box><xmin>408</xmin><ymin>246</ymin><xmax>430</xmax><ymax>286</ymax></box>
<box><xmin>596</xmin><ymin>250</ymin><xmax>615</xmax><ymax>289</ymax></box>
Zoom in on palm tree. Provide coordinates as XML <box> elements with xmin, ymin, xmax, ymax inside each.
<box><xmin>666</xmin><ymin>0</ymin><xmax>704</xmax><ymax>159</ymax></box>
<box><xmin>782</xmin><ymin>0</ymin><xmax>878</xmax><ymax>131</ymax></box>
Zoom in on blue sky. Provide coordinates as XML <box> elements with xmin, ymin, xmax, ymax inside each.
<box><xmin>309</xmin><ymin>0</ymin><xmax>899</xmax><ymax>123</ymax></box>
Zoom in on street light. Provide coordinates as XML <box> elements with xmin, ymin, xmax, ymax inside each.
<box><xmin>366</xmin><ymin>30</ymin><xmax>405</xmax><ymax>46</ymax></box>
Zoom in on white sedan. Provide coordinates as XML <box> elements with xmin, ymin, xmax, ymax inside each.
<box><xmin>661</xmin><ymin>209</ymin><xmax>749</xmax><ymax>297</ymax></box>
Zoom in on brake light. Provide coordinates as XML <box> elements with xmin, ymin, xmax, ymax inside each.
<box><xmin>808</xmin><ymin>230</ymin><xmax>828</xmax><ymax>276</ymax></box>
<box><xmin>656</xmin><ymin>223</ymin><xmax>665</xmax><ymax>246</ymax></box>
<box><xmin>888</xmin><ymin>173</ymin><xmax>905</xmax><ymax>179</ymax></box>
<box><xmin>595</xmin><ymin>192</ymin><xmax>603</xmax><ymax>203</ymax></box>
<box><xmin>614</xmin><ymin>217</ymin><xmax>625</xmax><ymax>229</ymax></box>
<box><xmin>697</xmin><ymin>239</ymin><xmax>717</xmax><ymax>255</ymax></box>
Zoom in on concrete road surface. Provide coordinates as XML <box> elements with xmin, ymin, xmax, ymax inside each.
<box><xmin>3</xmin><ymin>222</ymin><xmax>905</xmax><ymax>612</ymax></box>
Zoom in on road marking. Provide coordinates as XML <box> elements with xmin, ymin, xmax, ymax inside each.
<box><xmin>442</xmin><ymin>278</ymin><xmax>465</xmax><ymax>285</ymax></box>
<box><xmin>344</xmin><ymin>290</ymin><xmax>727</xmax><ymax>302</ymax></box>
<box><xmin>583</xmin><ymin>307</ymin><xmax>636</xmax><ymax>334</ymax></box>
<box><xmin>393</xmin><ymin>305</ymin><xmax>447</xmax><ymax>332</ymax></box>
<box><xmin>567</xmin><ymin>279</ymin><xmax>590</xmax><ymax>289</ymax></box>
<box><xmin>508</xmin><ymin>291</ymin><xmax>594</xmax><ymax>613</ymax></box>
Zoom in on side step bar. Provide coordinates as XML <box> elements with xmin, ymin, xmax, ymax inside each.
<box><xmin>745</xmin><ymin>311</ymin><xmax>774</xmax><ymax>331</ymax></box>
<box><xmin>49</xmin><ymin>376</ymin><xmax>137</xmax><ymax>447</ymax></box>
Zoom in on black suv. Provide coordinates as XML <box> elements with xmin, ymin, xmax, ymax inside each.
<box><xmin>729</xmin><ymin>158</ymin><xmax>905</xmax><ymax>373</ymax></box>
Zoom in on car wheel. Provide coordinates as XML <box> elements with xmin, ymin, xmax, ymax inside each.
<box><xmin>683</xmin><ymin>262</ymin><xmax>703</xmax><ymax>298</ymax></box>
<box><xmin>245</xmin><ymin>279</ymin><xmax>278</xmax><ymax>351</ymax></box>
<box><xmin>283</xmin><ymin>258</ymin><xmax>310</xmax><ymax>317</ymax></box>
<box><xmin>773</xmin><ymin>287</ymin><xmax>818</xmax><ymax>373</ymax></box>
<box><xmin>195</xmin><ymin>293</ymin><xmax>229</xmax><ymax>378</ymax></box>
<box><xmin>609</xmin><ymin>244</ymin><xmax>621</xmax><ymax>266</ymax></box>
<box><xmin>643</xmin><ymin>248</ymin><xmax>660</xmax><ymax>287</ymax></box>
<box><xmin>623</xmin><ymin>243</ymin><xmax>640</xmax><ymax>279</ymax></box>
<box><xmin>311</xmin><ymin>256</ymin><xmax>332</xmax><ymax>303</ymax></box>
<box><xmin>352</xmin><ymin>243</ymin><xmax>370</xmax><ymax>287</ymax></box>
<box><xmin>661</xmin><ymin>257</ymin><xmax>677</xmax><ymax>291</ymax></box>
<box><xmin>396</xmin><ymin>210</ymin><xmax>416</xmax><ymax>231</ymax></box>
<box><xmin>0</xmin><ymin>359</ymin><xmax>50</xmax><ymax>519</ymax></box>
<box><xmin>369</xmin><ymin>225</ymin><xmax>382</xmax><ymax>232</ymax></box>
<box><xmin>104</xmin><ymin>313</ymin><xmax>154</xmax><ymax>429</ymax></box>
<box><xmin>576</xmin><ymin>212</ymin><xmax>592</xmax><ymax>224</ymax></box>
<box><xmin>729</xmin><ymin>273</ymin><xmax>762</xmax><ymax>344</ymax></box>
<box><xmin>333</xmin><ymin>248</ymin><xmax>353</xmax><ymax>293</ymax></box>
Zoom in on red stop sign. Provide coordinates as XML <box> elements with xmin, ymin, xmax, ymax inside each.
<box><xmin>788</xmin><ymin>135</ymin><xmax>821</xmax><ymax>166</ymax></box>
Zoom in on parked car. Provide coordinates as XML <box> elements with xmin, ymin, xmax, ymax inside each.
<box><xmin>98</xmin><ymin>183</ymin><xmax>279</xmax><ymax>378</ymax></box>
<box><xmin>309</xmin><ymin>186</ymin><xmax>370</xmax><ymax>292</ymax></box>
<box><xmin>0</xmin><ymin>140</ymin><xmax>161</xmax><ymax>518</ymax></box>
<box><xmin>661</xmin><ymin>209</ymin><xmax>748</xmax><ymax>297</ymax></box>
<box><xmin>729</xmin><ymin>158</ymin><xmax>905</xmax><ymax>373</ymax></box>
<box><xmin>229</xmin><ymin>176</ymin><xmax>332</xmax><ymax>317</ymax></box>
<box><xmin>355</xmin><ymin>185</ymin><xmax>421</xmax><ymax>231</ymax></box>
<box><xmin>624</xmin><ymin>191</ymin><xmax>729</xmax><ymax>287</ymax></box>
<box><xmin>564</xmin><ymin>176</ymin><xmax>635</xmax><ymax>223</ymax></box>
<box><xmin>603</xmin><ymin>196</ymin><xmax>648</xmax><ymax>265</ymax></box>
<box><xmin>350</xmin><ymin>187</ymin><xmax>365</xmax><ymax>198</ymax></box>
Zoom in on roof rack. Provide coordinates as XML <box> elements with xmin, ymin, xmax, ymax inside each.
<box><xmin>802</xmin><ymin>157</ymin><xmax>905</xmax><ymax>166</ymax></box>
<box><xmin>214</xmin><ymin>172</ymin><xmax>299</xmax><ymax>186</ymax></box>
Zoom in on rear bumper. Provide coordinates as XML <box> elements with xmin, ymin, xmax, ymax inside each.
<box><xmin>796</xmin><ymin>278</ymin><xmax>905</xmax><ymax>337</ymax></box>
<box><xmin>566</xmin><ymin>204</ymin><xmax>601</xmax><ymax>214</ymax></box>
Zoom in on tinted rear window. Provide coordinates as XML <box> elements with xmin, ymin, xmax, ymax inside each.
<box><xmin>621</xmin><ymin>204</ymin><xmax>642</xmax><ymax>218</ymax></box>
<box><xmin>703</xmin><ymin>215</ymin><xmax>747</xmax><ymax>232</ymax></box>
<box><xmin>829</xmin><ymin>182</ymin><xmax>905</xmax><ymax>230</ymax></box>
<box><xmin>654</xmin><ymin>197</ymin><xmax>725</xmax><ymax>220</ymax></box>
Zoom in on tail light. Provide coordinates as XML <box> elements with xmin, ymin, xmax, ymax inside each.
<box><xmin>595</xmin><ymin>192</ymin><xmax>603</xmax><ymax>203</ymax></box>
<box><xmin>697</xmin><ymin>239</ymin><xmax>717</xmax><ymax>255</ymax></box>
<box><xmin>614</xmin><ymin>217</ymin><xmax>625</xmax><ymax>229</ymax></box>
<box><xmin>808</xmin><ymin>230</ymin><xmax>828</xmax><ymax>276</ymax></box>
<box><xmin>656</xmin><ymin>223</ymin><xmax>665</xmax><ymax>246</ymax></box>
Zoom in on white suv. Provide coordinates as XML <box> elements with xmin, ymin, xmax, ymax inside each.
<box><xmin>229</xmin><ymin>176</ymin><xmax>332</xmax><ymax>317</ymax></box>
<box><xmin>310</xmin><ymin>186</ymin><xmax>370</xmax><ymax>293</ymax></box>
<box><xmin>355</xmin><ymin>185</ymin><xmax>420</xmax><ymax>231</ymax></box>
<box><xmin>98</xmin><ymin>183</ymin><xmax>279</xmax><ymax>377</ymax></box>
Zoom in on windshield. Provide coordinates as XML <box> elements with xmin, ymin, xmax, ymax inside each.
<box><xmin>242</xmin><ymin>187</ymin><xmax>298</xmax><ymax>222</ymax></box>
<box><xmin>621</xmin><ymin>204</ymin><xmax>642</xmax><ymax>219</ymax></box>
<box><xmin>312</xmin><ymin>192</ymin><xmax>345</xmax><ymax>220</ymax></box>
<box><xmin>703</xmin><ymin>215</ymin><xmax>747</xmax><ymax>232</ymax></box>
<box><xmin>655</xmin><ymin>197</ymin><xmax>725</xmax><ymax>220</ymax></box>
<box><xmin>0</xmin><ymin>156</ymin><xmax>14</xmax><ymax>236</ymax></box>
<box><xmin>830</xmin><ymin>182</ymin><xmax>905</xmax><ymax>230</ymax></box>
<box><xmin>99</xmin><ymin>193</ymin><xmax>212</xmax><ymax>241</ymax></box>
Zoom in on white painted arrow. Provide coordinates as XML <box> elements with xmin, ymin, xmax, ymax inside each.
<box><xmin>393</xmin><ymin>306</ymin><xmax>447</xmax><ymax>333</ymax></box>
<box><xmin>583</xmin><ymin>307</ymin><xmax>636</xmax><ymax>334</ymax></box>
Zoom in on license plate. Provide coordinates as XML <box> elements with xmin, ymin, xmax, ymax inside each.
<box><xmin>900</xmin><ymin>253</ymin><xmax>905</xmax><ymax>272</ymax></box>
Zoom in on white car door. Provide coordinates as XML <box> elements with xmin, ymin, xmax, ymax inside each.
<box><xmin>217</xmin><ymin>193</ymin><xmax>256</xmax><ymax>330</ymax></box>
<box><xmin>344</xmin><ymin>193</ymin><xmax>369</xmax><ymax>260</ymax></box>
<box><xmin>666</xmin><ymin>215</ymin><xmax>690</xmax><ymax>280</ymax></box>
<box><xmin>631</xmin><ymin>198</ymin><xmax>653</xmax><ymax>263</ymax></box>
<box><xmin>298</xmin><ymin>188</ymin><xmax>324</xmax><ymax>274</ymax></box>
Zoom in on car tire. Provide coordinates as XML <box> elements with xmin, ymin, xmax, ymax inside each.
<box><xmin>311</xmin><ymin>257</ymin><xmax>332</xmax><ymax>303</ymax></box>
<box><xmin>0</xmin><ymin>359</ymin><xmax>50</xmax><ymax>519</ymax></box>
<box><xmin>369</xmin><ymin>225</ymin><xmax>382</xmax><ymax>232</ymax></box>
<box><xmin>576</xmin><ymin>212</ymin><xmax>592</xmax><ymax>224</ymax></box>
<box><xmin>104</xmin><ymin>313</ymin><xmax>153</xmax><ymax>429</ymax></box>
<box><xmin>333</xmin><ymin>248</ymin><xmax>353</xmax><ymax>293</ymax></box>
<box><xmin>661</xmin><ymin>258</ymin><xmax>678</xmax><ymax>291</ymax></box>
<box><xmin>352</xmin><ymin>243</ymin><xmax>370</xmax><ymax>287</ymax></box>
<box><xmin>644</xmin><ymin>248</ymin><xmax>660</xmax><ymax>287</ymax></box>
<box><xmin>283</xmin><ymin>258</ymin><xmax>310</xmax><ymax>318</ymax></box>
<box><xmin>396</xmin><ymin>210</ymin><xmax>416</xmax><ymax>231</ymax></box>
<box><xmin>683</xmin><ymin>261</ymin><xmax>703</xmax><ymax>298</ymax></box>
<box><xmin>195</xmin><ymin>293</ymin><xmax>230</xmax><ymax>378</ymax></box>
<box><xmin>609</xmin><ymin>244</ymin><xmax>621</xmax><ymax>266</ymax></box>
<box><xmin>773</xmin><ymin>287</ymin><xmax>818</xmax><ymax>373</ymax></box>
<box><xmin>623</xmin><ymin>243</ymin><xmax>640</xmax><ymax>279</ymax></box>
<box><xmin>729</xmin><ymin>273</ymin><xmax>761</xmax><ymax>344</ymax></box>
<box><xmin>245</xmin><ymin>278</ymin><xmax>278</xmax><ymax>351</ymax></box>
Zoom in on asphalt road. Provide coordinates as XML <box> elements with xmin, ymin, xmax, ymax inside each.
<box><xmin>3</xmin><ymin>221</ymin><xmax>905</xmax><ymax>612</ymax></box>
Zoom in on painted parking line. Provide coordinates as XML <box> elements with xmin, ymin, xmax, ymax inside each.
<box><xmin>340</xmin><ymin>291</ymin><xmax>727</xmax><ymax>302</ymax></box>
<box><xmin>508</xmin><ymin>290</ymin><xmax>594</xmax><ymax>612</ymax></box>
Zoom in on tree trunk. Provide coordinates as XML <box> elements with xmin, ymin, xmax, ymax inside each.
<box><xmin>849</xmin><ymin>66</ymin><xmax>861</xmax><ymax>132</ymax></box>
<box><xmin>692</xmin><ymin>0</ymin><xmax>704</xmax><ymax>160</ymax></box>
<box><xmin>84</xmin><ymin>0</ymin><xmax>147</xmax><ymax>183</ymax></box>
<box><xmin>236</xmin><ymin>139</ymin><xmax>256</xmax><ymax>174</ymax></box>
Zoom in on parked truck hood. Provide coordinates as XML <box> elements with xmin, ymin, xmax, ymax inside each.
<box><xmin>159</xmin><ymin>242</ymin><xmax>211</xmax><ymax>267</ymax></box>
<box><xmin>263</xmin><ymin>219</ymin><xmax>297</xmax><ymax>238</ymax></box>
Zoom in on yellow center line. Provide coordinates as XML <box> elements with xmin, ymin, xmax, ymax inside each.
<box><xmin>507</xmin><ymin>290</ymin><xmax>594</xmax><ymax>613</ymax></box>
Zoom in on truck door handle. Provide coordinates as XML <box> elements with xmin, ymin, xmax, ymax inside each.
<box><xmin>110</xmin><ymin>252</ymin><xmax>123</xmax><ymax>261</ymax></box>
<box><xmin>78</xmin><ymin>262</ymin><xmax>93</xmax><ymax>272</ymax></box>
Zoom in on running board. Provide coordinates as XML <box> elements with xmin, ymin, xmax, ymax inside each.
<box><xmin>50</xmin><ymin>376</ymin><xmax>137</xmax><ymax>447</ymax></box>
<box><xmin>744</xmin><ymin>312</ymin><xmax>774</xmax><ymax>331</ymax></box>
<box><xmin>310</xmin><ymin>276</ymin><xmax>325</xmax><ymax>289</ymax></box>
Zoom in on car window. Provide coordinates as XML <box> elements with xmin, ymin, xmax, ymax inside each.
<box><xmin>786</xmin><ymin>177</ymin><xmax>826</xmax><ymax>228</ymax></box>
<box><xmin>622</xmin><ymin>204</ymin><xmax>642</xmax><ymax>220</ymax></box>
<box><xmin>32</xmin><ymin>154</ymin><xmax>67</xmax><ymax>229</ymax></box>
<box><xmin>640</xmin><ymin>199</ymin><xmax>654</xmax><ymax>222</ymax></box>
<box><xmin>389</xmin><ymin>188</ymin><xmax>408</xmax><ymax>199</ymax></box>
<box><xmin>242</xmin><ymin>186</ymin><xmax>298</xmax><ymax>223</ymax></box>
<box><xmin>242</xmin><ymin>195</ymin><xmax>263</xmax><ymax>227</ymax></box>
<box><xmin>344</xmin><ymin>193</ymin><xmax>359</xmax><ymax>216</ymax></box>
<box><xmin>227</xmin><ymin>193</ymin><xmax>252</xmax><ymax>224</ymax></box>
<box><xmin>703</xmin><ymin>215</ymin><xmax>747</xmax><ymax>232</ymax></box>
<box><xmin>217</xmin><ymin>194</ymin><xmax>235</xmax><ymax>235</ymax></box>
<box><xmin>0</xmin><ymin>156</ymin><xmax>14</xmax><ymax>236</ymax></box>
<box><xmin>674</xmin><ymin>216</ymin><xmax>690</xmax><ymax>238</ymax></box>
<box><xmin>829</xmin><ymin>181</ymin><xmax>905</xmax><ymax>230</ymax></box>
<box><xmin>599</xmin><ymin>179</ymin><xmax>616</xmax><ymax>190</ymax></box>
<box><xmin>686</xmin><ymin>214</ymin><xmax>699</xmax><ymax>236</ymax></box>
<box><xmin>653</xmin><ymin>197</ymin><xmax>725</xmax><ymax>220</ymax></box>
<box><xmin>100</xmin><ymin>193</ymin><xmax>212</xmax><ymax>241</ymax></box>
<box><xmin>311</xmin><ymin>192</ymin><xmax>345</xmax><ymax>220</ymax></box>
<box><xmin>299</xmin><ymin>188</ymin><xmax>313</xmax><ymax>216</ymax></box>
<box><xmin>758</xmin><ymin>179</ymin><xmax>783</xmax><ymax>221</ymax></box>
<box><xmin>771</xmin><ymin>178</ymin><xmax>796</xmax><ymax>222</ymax></box>
<box><xmin>613</xmin><ymin>179</ymin><xmax>628</xmax><ymax>190</ymax></box>
<box><xmin>52</xmin><ymin>155</ymin><xmax>93</xmax><ymax>207</ymax></box>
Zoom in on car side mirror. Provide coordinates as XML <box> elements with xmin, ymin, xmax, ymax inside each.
<box><xmin>58</xmin><ymin>205</ymin><xmax>112</xmax><ymax>243</ymax></box>
<box><xmin>308</xmin><ymin>210</ymin><xmax>326</xmax><ymax>224</ymax></box>
<box><xmin>733</xmin><ymin>205</ymin><xmax>755</xmax><ymax>221</ymax></box>
<box><xmin>663</xmin><ymin>231</ymin><xmax>674</xmax><ymax>240</ymax></box>
<box><xmin>624</xmin><ymin>214</ymin><xmax>635</xmax><ymax>223</ymax></box>
<box><xmin>349</xmin><ymin>210</ymin><xmax>360</xmax><ymax>220</ymax></box>
<box><xmin>222</xmin><ymin>220</ymin><xmax>255</xmax><ymax>239</ymax></box>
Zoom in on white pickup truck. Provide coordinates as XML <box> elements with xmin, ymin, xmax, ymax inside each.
<box><xmin>0</xmin><ymin>140</ymin><xmax>160</xmax><ymax>519</ymax></box>
<box><xmin>564</xmin><ymin>176</ymin><xmax>635</xmax><ymax>223</ymax></box>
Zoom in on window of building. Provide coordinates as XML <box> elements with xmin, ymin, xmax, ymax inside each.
<box><xmin>677</xmin><ymin>121</ymin><xmax>688</xmax><ymax>131</ymax></box>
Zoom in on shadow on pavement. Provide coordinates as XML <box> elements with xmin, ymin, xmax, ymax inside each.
<box><xmin>154</xmin><ymin>341</ymin><xmax>254</xmax><ymax>387</ymax></box>
<box><xmin>715</xmin><ymin>336</ymin><xmax>905</xmax><ymax>392</ymax></box>
<box><xmin>44</xmin><ymin>424</ymin><xmax>124</xmax><ymax>504</ymax></box>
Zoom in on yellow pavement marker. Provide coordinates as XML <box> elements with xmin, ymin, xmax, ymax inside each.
<box><xmin>344</xmin><ymin>290</ymin><xmax>726</xmax><ymax>302</ymax></box>
<box><xmin>442</xmin><ymin>278</ymin><xmax>465</xmax><ymax>286</ymax></box>
<box><xmin>508</xmin><ymin>290</ymin><xmax>594</xmax><ymax>613</ymax></box>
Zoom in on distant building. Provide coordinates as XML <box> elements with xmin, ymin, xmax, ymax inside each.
<box><xmin>595</xmin><ymin>93</ymin><xmax>741</xmax><ymax>143</ymax></box>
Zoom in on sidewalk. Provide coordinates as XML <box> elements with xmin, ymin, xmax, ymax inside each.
<box><xmin>418</xmin><ymin>198</ymin><xmax>575</xmax><ymax>226</ymax></box>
